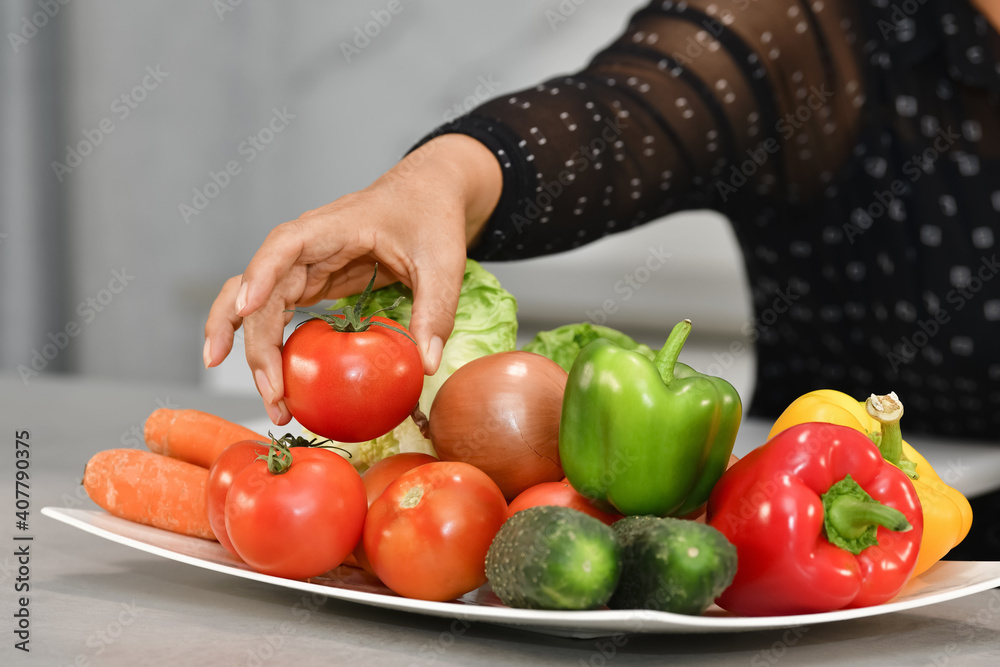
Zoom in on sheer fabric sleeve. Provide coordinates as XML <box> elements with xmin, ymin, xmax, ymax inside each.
<box><xmin>418</xmin><ymin>0</ymin><xmax>865</xmax><ymax>261</ymax></box>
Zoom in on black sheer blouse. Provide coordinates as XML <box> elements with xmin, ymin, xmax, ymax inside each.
<box><xmin>420</xmin><ymin>0</ymin><xmax>1000</xmax><ymax>439</ymax></box>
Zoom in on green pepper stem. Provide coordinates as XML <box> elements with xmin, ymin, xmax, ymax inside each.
<box><xmin>653</xmin><ymin>319</ymin><xmax>692</xmax><ymax>385</ymax></box>
<box><xmin>822</xmin><ymin>474</ymin><xmax>911</xmax><ymax>555</ymax></box>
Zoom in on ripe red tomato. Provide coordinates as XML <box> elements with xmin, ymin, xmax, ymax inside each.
<box><xmin>207</xmin><ymin>439</ymin><xmax>270</xmax><ymax>556</ymax></box>
<box><xmin>352</xmin><ymin>452</ymin><xmax>438</xmax><ymax>573</ymax></box>
<box><xmin>363</xmin><ymin>461</ymin><xmax>508</xmax><ymax>601</ymax></box>
<box><xmin>282</xmin><ymin>316</ymin><xmax>423</xmax><ymax>443</ymax></box>
<box><xmin>226</xmin><ymin>446</ymin><xmax>367</xmax><ymax>579</ymax></box>
<box><xmin>360</xmin><ymin>452</ymin><xmax>439</xmax><ymax>506</ymax></box>
<box><xmin>508</xmin><ymin>481</ymin><xmax>624</xmax><ymax>526</ymax></box>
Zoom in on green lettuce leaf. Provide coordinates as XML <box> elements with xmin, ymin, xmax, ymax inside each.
<box><xmin>521</xmin><ymin>322</ymin><xmax>657</xmax><ymax>373</ymax></box>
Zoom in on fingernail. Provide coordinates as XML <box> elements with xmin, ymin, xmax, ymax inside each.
<box><xmin>424</xmin><ymin>335</ymin><xmax>444</xmax><ymax>373</ymax></box>
<box><xmin>264</xmin><ymin>401</ymin><xmax>282</xmax><ymax>425</ymax></box>
<box><xmin>277</xmin><ymin>399</ymin><xmax>290</xmax><ymax>424</ymax></box>
<box><xmin>203</xmin><ymin>338</ymin><xmax>213</xmax><ymax>368</ymax></box>
<box><xmin>254</xmin><ymin>368</ymin><xmax>275</xmax><ymax>403</ymax></box>
<box><xmin>235</xmin><ymin>283</ymin><xmax>249</xmax><ymax>315</ymax></box>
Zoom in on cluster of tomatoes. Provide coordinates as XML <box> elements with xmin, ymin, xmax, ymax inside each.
<box><xmin>207</xmin><ymin>441</ymin><xmax>512</xmax><ymax>602</ymax></box>
<box><xmin>206</xmin><ymin>299</ymin><xmax>613</xmax><ymax>601</ymax></box>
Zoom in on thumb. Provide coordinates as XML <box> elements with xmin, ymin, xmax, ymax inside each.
<box><xmin>407</xmin><ymin>253</ymin><xmax>466</xmax><ymax>376</ymax></box>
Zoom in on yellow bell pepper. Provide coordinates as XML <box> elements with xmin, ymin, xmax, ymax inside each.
<box><xmin>769</xmin><ymin>389</ymin><xmax>973</xmax><ymax>578</ymax></box>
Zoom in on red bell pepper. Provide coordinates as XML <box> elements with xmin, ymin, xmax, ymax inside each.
<box><xmin>707</xmin><ymin>422</ymin><xmax>923</xmax><ymax>616</ymax></box>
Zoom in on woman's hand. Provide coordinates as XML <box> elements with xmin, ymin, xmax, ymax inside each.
<box><xmin>203</xmin><ymin>134</ymin><xmax>503</xmax><ymax>425</ymax></box>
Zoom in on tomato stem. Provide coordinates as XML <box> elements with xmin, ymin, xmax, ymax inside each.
<box><xmin>257</xmin><ymin>433</ymin><xmax>294</xmax><ymax>475</ymax></box>
<box><xmin>286</xmin><ymin>263</ymin><xmax>417</xmax><ymax>345</ymax></box>
<box><xmin>400</xmin><ymin>486</ymin><xmax>424</xmax><ymax>509</ymax></box>
<box><xmin>264</xmin><ymin>431</ymin><xmax>353</xmax><ymax>459</ymax></box>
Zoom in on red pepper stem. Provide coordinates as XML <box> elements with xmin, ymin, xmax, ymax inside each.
<box><xmin>822</xmin><ymin>474</ymin><xmax>911</xmax><ymax>555</ymax></box>
<box><xmin>653</xmin><ymin>319</ymin><xmax>692</xmax><ymax>385</ymax></box>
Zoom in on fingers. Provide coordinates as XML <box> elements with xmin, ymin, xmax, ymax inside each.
<box><xmin>236</xmin><ymin>217</ymin><xmax>364</xmax><ymax>319</ymax></box>
<box><xmin>204</xmin><ymin>275</ymin><xmax>246</xmax><ymax>368</ymax></box>
<box><xmin>243</xmin><ymin>283</ymin><xmax>298</xmax><ymax>426</ymax></box>
<box><xmin>235</xmin><ymin>222</ymin><xmax>310</xmax><ymax>318</ymax></box>
<box><xmin>407</xmin><ymin>249</ymin><xmax>467</xmax><ymax>375</ymax></box>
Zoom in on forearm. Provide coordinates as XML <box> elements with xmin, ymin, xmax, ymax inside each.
<box><xmin>410</xmin><ymin>0</ymin><xmax>862</xmax><ymax>260</ymax></box>
<box><xmin>380</xmin><ymin>133</ymin><xmax>503</xmax><ymax>247</ymax></box>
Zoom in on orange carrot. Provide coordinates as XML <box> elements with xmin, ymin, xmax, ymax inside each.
<box><xmin>83</xmin><ymin>449</ymin><xmax>217</xmax><ymax>541</ymax></box>
<box><xmin>143</xmin><ymin>408</ymin><xmax>265</xmax><ymax>469</ymax></box>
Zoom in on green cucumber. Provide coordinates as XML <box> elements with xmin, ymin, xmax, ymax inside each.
<box><xmin>485</xmin><ymin>506</ymin><xmax>622</xmax><ymax>610</ymax></box>
<box><xmin>609</xmin><ymin>516</ymin><xmax>737</xmax><ymax>615</ymax></box>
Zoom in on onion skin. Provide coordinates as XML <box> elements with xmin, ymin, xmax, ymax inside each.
<box><xmin>428</xmin><ymin>351</ymin><xmax>567</xmax><ymax>500</ymax></box>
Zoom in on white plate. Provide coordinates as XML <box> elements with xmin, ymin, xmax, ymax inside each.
<box><xmin>42</xmin><ymin>506</ymin><xmax>1000</xmax><ymax>638</ymax></box>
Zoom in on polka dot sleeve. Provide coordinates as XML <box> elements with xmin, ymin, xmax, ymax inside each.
<box><xmin>417</xmin><ymin>0</ymin><xmax>864</xmax><ymax>261</ymax></box>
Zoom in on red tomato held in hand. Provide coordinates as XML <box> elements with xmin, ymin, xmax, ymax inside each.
<box><xmin>282</xmin><ymin>315</ymin><xmax>423</xmax><ymax>443</ymax></box>
<box><xmin>363</xmin><ymin>461</ymin><xmax>508</xmax><ymax>601</ymax></box>
<box><xmin>508</xmin><ymin>481</ymin><xmax>624</xmax><ymax>526</ymax></box>
<box><xmin>226</xmin><ymin>447</ymin><xmax>367</xmax><ymax>580</ymax></box>
<box><xmin>352</xmin><ymin>452</ymin><xmax>439</xmax><ymax>574</ymax></box>
<box><xmin>207</xmin><ymin>439</ymin><xmax>270</xmax><ymax>556</ymax></box>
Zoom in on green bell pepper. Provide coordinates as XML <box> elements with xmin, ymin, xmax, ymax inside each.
<box><xmin>559</xmin><ymin>320</ymin><xmax>742</xmax><ymax>517</ymax></box>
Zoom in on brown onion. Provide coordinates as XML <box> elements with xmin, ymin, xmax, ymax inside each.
<box><xmin>428</xmin><ymin>351</ymin><xmax>567</xmax><ymax>500</ymax></box>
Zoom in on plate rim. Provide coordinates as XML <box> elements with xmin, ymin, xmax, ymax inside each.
<box><xmin>41</xmin><ymin>506</ymin><xmax>1000</xmax><ymax>635</ymax></box>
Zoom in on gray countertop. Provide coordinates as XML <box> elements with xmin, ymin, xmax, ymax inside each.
<box><xmin>3</xmin><ymin>373</ymin><xmax>1000</xmax><ymax>666</ymax></box>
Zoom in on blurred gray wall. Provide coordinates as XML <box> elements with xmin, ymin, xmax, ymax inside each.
<box><xmin>1</xmin><ymin>0</ymin><xmax>750</xmax><ymax>394</ymax></box>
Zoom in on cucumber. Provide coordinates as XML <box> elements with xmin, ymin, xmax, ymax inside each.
<box><xmin>485</xmin><ymin>506</ymin><xmax>622</xmax><ymax>610</ymax></box>
<box><xmin>609</xmin><ymin>516</ymin><xmax>737</xmax><ymax>615</ymax></box>
<box><xmin>611</xmin><ymin>515</ymin><xmax>662</xmax><ymax>548</ymax></box>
